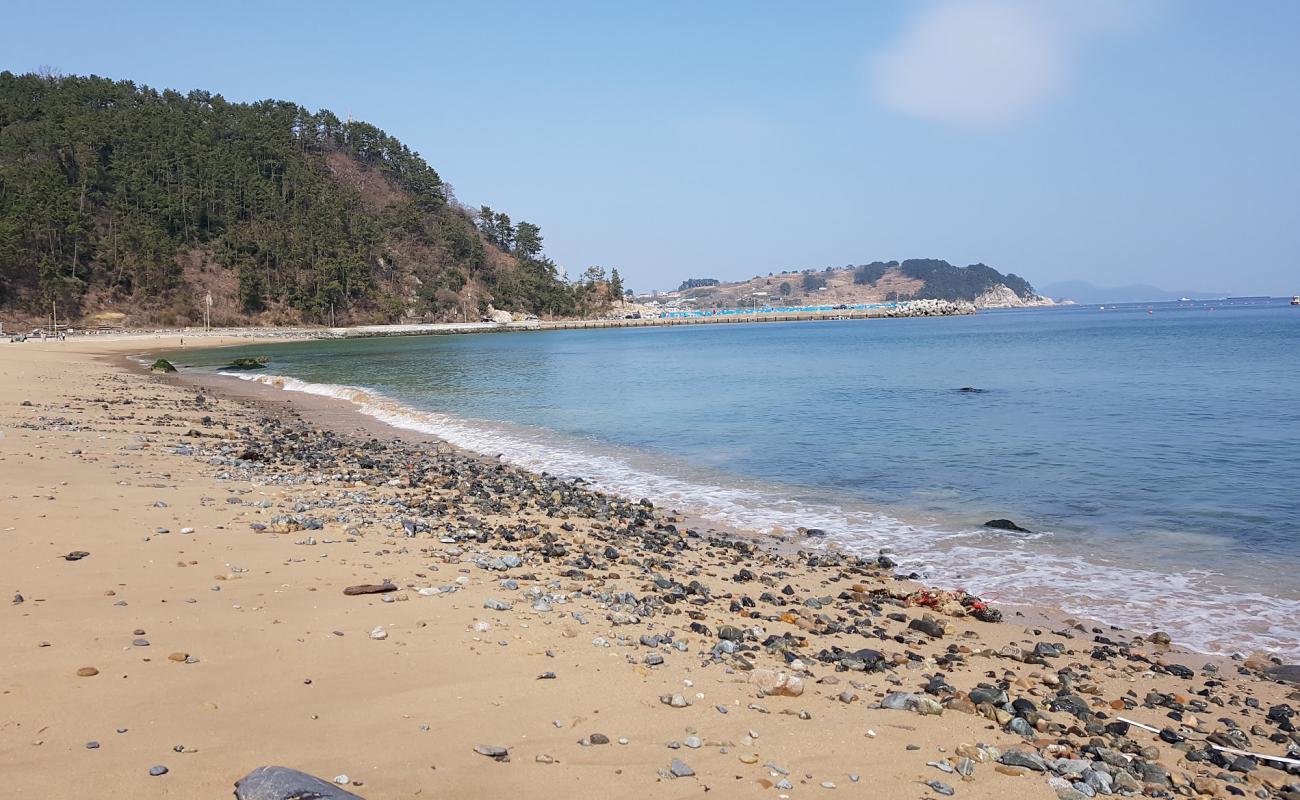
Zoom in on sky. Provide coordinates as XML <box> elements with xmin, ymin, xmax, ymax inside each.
<box><xmin>3</xmin><ymin>0</ymin><xmax>1298</xmax><ymax>295</ymax></box>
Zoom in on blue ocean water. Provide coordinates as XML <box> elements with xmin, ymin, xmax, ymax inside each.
<box><xmin>178</xmin><ymin>299</ymin><xmax>1300</xmax><ymax>656</ymax></box>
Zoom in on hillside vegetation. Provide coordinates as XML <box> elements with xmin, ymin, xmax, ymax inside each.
<box><xmin>0</xmin><ymin>71</ymin><xmax>606</xmax><ymax>326</ymax></box>
<box><xmin>663</xmin><ymin>259</ymin><xmax>1047</xmax><ymax>309</ymax></box>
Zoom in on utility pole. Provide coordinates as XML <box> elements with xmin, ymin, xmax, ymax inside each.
<box><xmin>204</xmin><ymin>292</ymin><xmax>213</xmax><ymax>332</ymax></box>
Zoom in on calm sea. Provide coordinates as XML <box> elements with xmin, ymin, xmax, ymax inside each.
<box><xmin>174</xmin><ymin>299</ymin><xmax>1300</xmax><ymax>657</ymax></box>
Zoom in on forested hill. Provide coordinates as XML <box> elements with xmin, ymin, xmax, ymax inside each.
<box><xmin>0</xmin><ymin>71</ymin><xmax>609</xmax><ymax>326</ymax></box>
<box><xmin>663</xmin><ymin>259</ymin><xmax>1049</xmax><ymax>309</ymax></box>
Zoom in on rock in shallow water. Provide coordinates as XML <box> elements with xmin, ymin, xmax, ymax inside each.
<box><xmin>234</xmin><ymin>765</ymin><xmax>364</xmax><ymax>799</ymax></box>
<box><xmin>983</xmin><ymin>518</ymin><xmax>1030</xmax><ymax>533</ymax></box>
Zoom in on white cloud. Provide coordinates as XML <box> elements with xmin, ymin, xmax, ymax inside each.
<box><xmin>869</xmin><ymin>0</ymin><xmax>1152</xmax><ymax>127</ymax></box>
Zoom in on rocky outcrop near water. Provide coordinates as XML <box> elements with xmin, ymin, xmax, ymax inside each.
<box><xmin>974</xmin><ymin>284</ymin><xmax>1056</xmax><ymax>309</ymax></box>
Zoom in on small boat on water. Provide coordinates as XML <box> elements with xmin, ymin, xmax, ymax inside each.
<box><xmin>1291</xmin><ymin>295</ymin><xmax>1299</xmax><ymax>305</ymax></box>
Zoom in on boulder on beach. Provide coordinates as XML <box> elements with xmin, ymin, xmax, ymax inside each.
<box><xmin>150</xmin><ymin>358</ymin><xmax>177</xmax><ymax>373</ymax></box>
<box><xmin>983</xmin><ymin>518</ymin><xmax>1031</xmax><ymax>533</ymax></box>
<box><xmin>234</xmin><ymin>765</ymin><xmax>364</xmax><ymax>799</ymax></box>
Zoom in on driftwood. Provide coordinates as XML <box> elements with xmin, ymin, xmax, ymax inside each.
<box><xmin>1117</xmin><ymin>717</ymin><xmax>1300</xmax><ymax>767</ymax></box>
<box><xmin>342</xmin><ymin>582</ymin><xmax>397</xmax><ymax>596</ymax></box>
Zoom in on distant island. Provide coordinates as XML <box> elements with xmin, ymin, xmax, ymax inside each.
<box><xmin>1039</xmin><ymin>280</ymin><xmax>1225</xmax><ymax>304</ymax></box>
<box><xmin>0</xmin><ymin>71</ymin><xmax>624</xmax><ymax>328</ymax></box>
<box><xmin>649</xmin><ymin>259</ymin><xmax>1051</xmax><ymax>310</ymax></box>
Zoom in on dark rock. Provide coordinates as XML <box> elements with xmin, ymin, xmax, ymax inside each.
<box><xmin>234</xmin><ymin>765</ymin><xmax>364</xmax><ymax>799</ymax></box>
<box><xmin>999</xmin><ymin>747</ymin><xmax>1047</xmax><ymax>771</ymax></box>
<box><xmin>1263</xmin><ymin>665</ymin><xmax>1300</xmax><ymax>686</ymax></box>
<box><xmin>909</xmin><ymin>617</ymin><xmax>945</xmax><ymax>638</ymax></box>
<box><xmin>983</xmin><ymin>519</ymin><xmax>1031</xmax><ymax>533</ymax></box>
<box><xmin>1164</xmin><ymin>663</ymin><xmax>1193</xmax><ymax>679</ymax></box>
<box><xmin>64</xmin><ymin>551</ymin><xmax>90</xmax><ymax>561</ymax></box>
<box><xmin>717</xmin><ymin>625</ymin><xmax>744</xmax><ymax>641</ymax></box>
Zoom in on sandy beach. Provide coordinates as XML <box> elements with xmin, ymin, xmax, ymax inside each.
<box><xmin>2</xmin><ymin>335</ymin><xmax>1297</xmax><ymax>799</ymax></box>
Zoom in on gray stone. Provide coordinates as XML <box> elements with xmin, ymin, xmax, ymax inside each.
<box><xmin>234</xmin><ymin>765</ymin><xmax>364</xmax><ymax>799</ymax></box>
<box><xmin>999</xmin><ymin>747</ymin><xmax>1047</xmax><ymax>772</ymax></box>
<box><xmin>880</xmin><ymin>692</ymin><xmax>921</xmax><ymax>711</ymax></box>
<box><xmin>474</xmin><ymin>745</ymin><xmax>510</xmax><ymax>761</ymax></box>
<box><xmin>1007</xmin><ymin>717</ymin><xmax>1034</xmax><ymax>737</ymax></box>
<box><xmin>670</xmin><ymin>758</ymin><xmax>695</xmax><ymax>777</ymax></box>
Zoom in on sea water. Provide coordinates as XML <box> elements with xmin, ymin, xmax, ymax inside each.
<box><xmin>174</xmin><ymin>299</ymin><xmax>1300</xmax><ymax>657</ymax></box>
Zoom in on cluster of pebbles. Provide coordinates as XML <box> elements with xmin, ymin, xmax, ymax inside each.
<box><xmin>11</xmin><ymin>365</ymin><xmax>1299</xmax><ymax>799</ymax></box>
<box><xmin>163</xmin><ymin>380</ymin><xmax>1299</xmax><ymax>800</ymax></box>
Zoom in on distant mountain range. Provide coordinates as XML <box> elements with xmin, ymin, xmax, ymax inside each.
<box><xmin>1039</xmin><ymin>280</ymin><xmax>1226</xmax><ymax>304</ymax></box>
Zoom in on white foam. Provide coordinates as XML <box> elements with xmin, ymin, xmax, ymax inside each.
<box><xmin>219</xmin><ymin>370</ymin><xmax>1300</xmax><ymax>659</ymax></box>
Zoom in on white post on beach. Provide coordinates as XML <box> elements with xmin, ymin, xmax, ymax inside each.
<box><xmin>205</xmin><ymin>292</ymin><xmax>212</xmax><ymax>332</ymax></box>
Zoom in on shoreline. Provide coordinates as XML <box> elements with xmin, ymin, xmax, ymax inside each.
<box><xmin>169</xmin><ymin>344</ymin><xmax>1295</xmax><ymax>663</ymax></box>
<box><xmin>2</xmin><ymin>337</ymin><xmax>1297</xmax><ymax>799</ymax></box>
<box><xmin>4</xmin><ymin>295</ymin><xmax>975</xmax><ymax>348</ymax></box>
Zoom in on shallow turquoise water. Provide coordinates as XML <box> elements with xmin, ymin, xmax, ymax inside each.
<box><xmin>173</xmin><ymin>299</ymin><xmax>1300</xmax><ymax>655</ymax></box>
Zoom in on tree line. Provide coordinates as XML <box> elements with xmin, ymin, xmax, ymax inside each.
<box><xmin>0</xmin><ymin>71</ymin><xmax>621</xmax><ymax>325</ymax></box>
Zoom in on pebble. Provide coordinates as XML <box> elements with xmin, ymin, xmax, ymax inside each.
<box><xmin>148</xmin><ymin>765</ymin><xmax>168</xmax><ymax>777</ymax></box>
<box><xmin>669</xmin><ymin>758</ymin><xmax>694</xmax><ymax>778</ymax></box>
<box><xmin>369</xmin><ymin>626</ymin><xmax>387</xmax><ymax>640</ymax></box>
<box><xmin>475</xmin><ymin>745</ymin><xmax>509</xmax><ymax>761</ymax></box>
<box><xmin>85</xmin><ymin>741</ymin><xmax>99</xmax><ymax>749</ymax></box>
<box><xmin>76</xmin><ymin>667</ymin><xmax>99</xmax><ymax>677</ymax></box>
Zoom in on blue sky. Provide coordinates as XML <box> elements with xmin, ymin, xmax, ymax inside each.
<box><xmin>4</xmin><ymin>0</ymin><xmax>1298</xmax><ymax>294</ymax></box>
